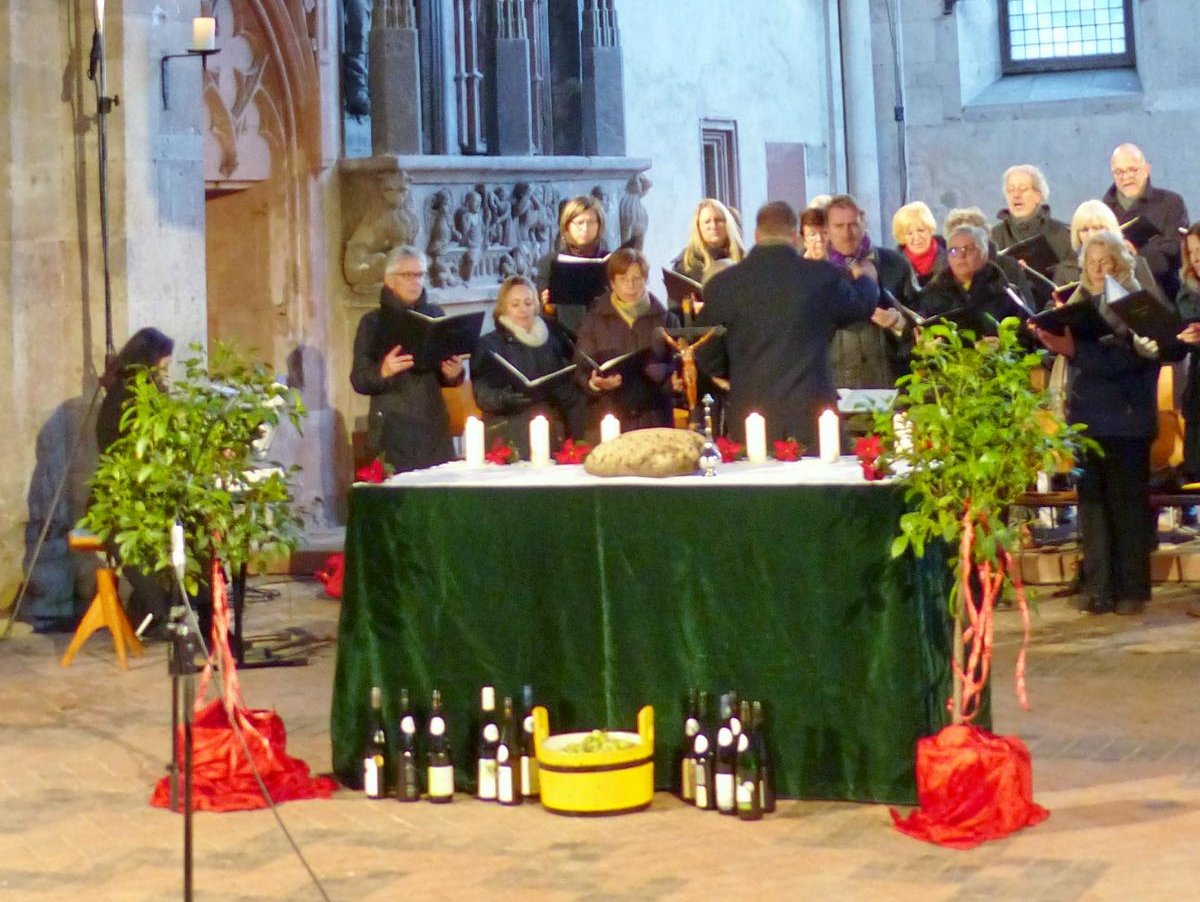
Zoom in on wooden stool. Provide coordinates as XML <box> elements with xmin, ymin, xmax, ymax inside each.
<box><xmin>60</xmin><ymin>533</ymin><xmax>144</xmax><ymax>671</ymax></box>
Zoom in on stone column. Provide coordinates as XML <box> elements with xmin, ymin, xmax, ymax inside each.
<box><xmin>580</xmin><ymin>0</ymin><xmax>625</xmax><ymax>156</ymax></box>
<box><xmin>370</xmin><ymin>0</ymin><xmax>424</xmax><ymax>154</ymax></box>
<box><xmin>491</xmin><ymin>0</ymin><xmax>533</xmax><ymax>156</ymax></box>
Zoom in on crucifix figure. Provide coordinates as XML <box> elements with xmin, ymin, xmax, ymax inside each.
<box><xmin>661</xmin><ymin>326</ymin><xmax>722</xmax><ymax>415</ymax></box>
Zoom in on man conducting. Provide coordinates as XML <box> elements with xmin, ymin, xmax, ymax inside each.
<box><xmin>696</xmin><ymin>201</ymin><xmax>881</xmax><ymax>450</ymax></box>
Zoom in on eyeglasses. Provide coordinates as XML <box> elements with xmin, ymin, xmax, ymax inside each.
<box><xmin>1112</xmin><ymin>167</ymin><xmax>1143</xmax><ymax>179</ymax></box>
<box><xmin>947</xmin><ymin>245</ymin><xmax>979</xmax><ymax>257</ymax></box>
<box><xmin>388</xmin><ymin>270</ymin><xmax>427</xmax><ymax>280</ymax></box>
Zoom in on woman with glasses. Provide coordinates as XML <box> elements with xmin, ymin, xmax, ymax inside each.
<box><xmin>799</xmin><ymin>206</ymin><xmax>829</xmax><ymax>262</ymax></box>
<box><xmin>917</xmin><ymin>225</ymin><xmax>1034</xmax><ymax>337</ymax></box>
<box><xmin>350</xmin><ymin>245</ymin><xmax>466</xmax><ymax>472</ymax></box>
<box><xmin>573</xmin><ymin>248</ymin><xmax>679</xmax><ymax>437</ymax></box>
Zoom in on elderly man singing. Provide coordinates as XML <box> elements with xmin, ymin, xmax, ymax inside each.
<box><xmin>1103</xmin><ymin>143</ymin><xmax>1189</xmax><ymax>299</ymax></box>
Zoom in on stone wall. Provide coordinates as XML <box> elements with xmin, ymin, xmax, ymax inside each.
<box><xmin>618</xmin><ymin>2</ymin><xmax>837</xmax><ymax>285</ymax></box>
<box><xmin>870</xmin><ymin>0</ymin><xmax>1200</xmax><ymax>241</ymax></box>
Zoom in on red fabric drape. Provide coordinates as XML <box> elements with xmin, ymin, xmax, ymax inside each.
<box><xmin>150</xmin><ymin>561</ymin><xmax>337</xmax><ymax>812</ymax></box>
<box><xmin>890</xmin><ymin>724</ymin><xmax>1049</xmax><ymax>849</ymax></box>
<box><xmin>150</xmin><ymin>701</ymin><xmax>337</xmax><ymax>812</ymax></box>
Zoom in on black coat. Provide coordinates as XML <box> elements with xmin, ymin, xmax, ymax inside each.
<box><xmin>696</xmin><ymin>241</ymin><xmax>878</xmax><ymax>446</ymax></box>
<box><xmin>350</xmin><ymin>289</ymin><xmax>464</xmax><ymax>472</ymax></box>
<box><xmin>1103</xmin><ymin>180</ymin><xmax>1189</xmax><ymax>300</ymax></box>
<box><xmin>471</xmin><ymin>320</ymin><xmax>587</xmax><ymax>455</ymax></box>
<box><xmin>918</xmin><ymin>261</ymin><xmax>1034</xmax><ymax>342</ymax></box>
<box><xmin>1064</xmin><ymin>288</ymin><xmax>1159</xmax><ymax>439</ymax></box>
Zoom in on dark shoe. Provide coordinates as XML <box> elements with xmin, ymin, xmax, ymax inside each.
<box><xmin>1114</xmin><ymin>598</ymin><xmax>1147</xmax><ymax>616</ymax></box>
<box><xmin>1083</xmin><ymin>597</ymin><xmax>1115</xmax><ymax>615</ymax></box>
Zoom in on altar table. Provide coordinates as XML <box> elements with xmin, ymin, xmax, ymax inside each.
<box><xmin>330</xmin><ymin>458</ymin><xmax>957</xmax><ymax>804</ymax></box>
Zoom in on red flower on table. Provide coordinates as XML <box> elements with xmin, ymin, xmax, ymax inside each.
<box><xmin>854</xmin><ymin>434</ymin><xmax>886</xmax><ymax>481</ymax></box>
<box><xmin>553</xmin><ymin>438</ymin><xmax>592</xmax><ymax>465</ymax></box>
<box><xmin>485</xmin><ymin>437</ymin><xmax>520</xmax><ymax>465</ymax></box>
<box><xmin>355</xmin><ymin>457</ymin><xmax>392</xmax><ymax>484</ymax></box>
<box><xmin>772</xmin><ymin>438</ymin><xmax>803</xmax><ymax>462</ymax></box>
<box><xmin>715</xmin><ymin>435</ymin><xmax>743</xmax><ymax>463</ymax></box>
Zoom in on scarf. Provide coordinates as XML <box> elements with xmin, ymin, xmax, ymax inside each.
<box><xmin>498</xmin><ymin>315</ymin><xmax>549</xmax><ymax>348</ymax></box>
<box><xmin>827</xmin><ymin>233</ymin><xmax>873</xmax><ymax>269</ymax></box>
<box><xmin>610</xmin><ymin>291</ymin><xmax>650</xmax><ymax>327</ymax></box>
<box><xmin>903</xmin><ymin>241</ymin><xmax>940</xmax><ymax>277</ymax></box>
<box><xmin>1007</xmin><ymin>214</ymin><xmax>1043</xmax><ymax>242</ymax></box>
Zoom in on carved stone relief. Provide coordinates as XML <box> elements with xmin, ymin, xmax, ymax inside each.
<box><xmin>339</xmin><ymin>159</ymin><xmax>651</xmax><ymax>301</ymax></box>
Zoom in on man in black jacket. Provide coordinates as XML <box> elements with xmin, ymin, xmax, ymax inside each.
<box><xmin>1103</xmin><ymin>143</ymin><xmax>1189</xmax><ymax>300</ymax></box>
<box><xmin>695</xmin><ymin>201</ymin><xmax>880</xmax><ymax>449</ymax></box>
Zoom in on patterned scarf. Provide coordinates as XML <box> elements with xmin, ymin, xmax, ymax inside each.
<box><xmin>827</xmin><ymin>233</ymin><xmax>873</xmax><ymax>269</ymax></box>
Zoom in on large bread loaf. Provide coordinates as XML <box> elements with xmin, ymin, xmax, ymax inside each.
<box><xmin>583</xmin><ymin>428</ymin><xmax>703</xmax><ymax>478</ymax></box>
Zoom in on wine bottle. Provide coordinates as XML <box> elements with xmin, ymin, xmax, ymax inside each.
<box><xmin>736</xmin><ymin>700</ymin><xmax>762</xmax><ymax>821</ymax></box>
<box><xmin>496</xmin><ymin>695</ymin><xmax>522</xmax><ymax>806</ymax></box>
<box><xmin>426</xmin><ymin>689</ymin><xmax>454</xmax><ymax>803</ymax></box>
<box><xmin>691</xmin><ymin>726</ymin><xmax>715</xmax><ymax>810</ymax></box>
<box><xmin>752</xmin><ymin>700</ymin><xmax>776</xmax><ymax>813</ymax></box>
<box><xmin>714</xmin><ymin>693</ymin><xmax>737</xmax><ymax>815</ymax></box>
<box><xmin>394</xmin><ymin>688</ymin><xmax>420</xmax><ymax>802</ymax></box>
<box><xmin>680</xmin><ymin>688</ymin><xmax>699</xmax><ymax>802</ymax></box>
<box><xmin>362</xmin><ymin>686</ymin><xmax>389</xmax><ymax>800</ymax></box>
<box><xmin>519</xmin><ymin>684</ymin><xmax>540</xmax><ymax>799</ymax></box>
<box><xmin>728</xmin><ymin>690</ymin><xmax>743</xmax><ymax>739</ymax></box>
<box><xmin>476</xmin><ymin>685</ymin><xmax>499</xmax><ymax>801</ymax></box>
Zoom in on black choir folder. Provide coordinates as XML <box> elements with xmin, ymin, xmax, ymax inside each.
<box><xmin>375</xmin><ymin>307</ymin><xmax>485</xmax><ymax>369</ymax></box>
<box><xmin>489</xmin><ymin>351</ymin><xmax>576</xmax><ymax>392</ymax></box>
<box><xmin>1120</xmin><ymin>215</ymin><xmax>1163</xmax><ymax>249</ymax></box>
<box><xmin>548</xmin><ymin>254</ymin><xmax>610</xmax><ymax>306</ymax></box>
<box><xmin>1107</xmin><ymin>290</ymin><xmax>1184</xmax><ymax>345</ymax></box>
<box><xmin>1030</xmin><ymin>300</ymin><xmax>1111</xmax><ymax>341</ymax></box>
<box><xmin>998</xmin><ymin>232</ymin><xmax>1061</xmax><ymax>277</ymax></box>
<box><xmin>662</xmin><ymin>268</ymin><xmax>703</xmax><ymax>306</ymax></box>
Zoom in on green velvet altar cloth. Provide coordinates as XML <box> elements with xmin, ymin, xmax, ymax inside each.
<box><xmin>331</xmin><ymin>480</ymin><xmax>963</xmax><ymax>804</ymax></box>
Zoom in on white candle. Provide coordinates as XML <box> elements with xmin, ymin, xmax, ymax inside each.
<box><xmin>745</xmin><ymin>413</ymin><xmax>767</xmax><ymax>464</ymax></box>
<box><xmin>192</xmin><ymin>16</ymin><xmax>216</xmax><ymax>51</ymax></box>
<box><xmin>95</xmin><ymin>0</ymin><xmax>105</xmax><ymax>36</ymax></box>
<box><xmin>600</xmin><ymin>414</ymin><xmax>621</xmax><ymax>444</ymax></box>
<box><xmin>464</xmin><ymin>416</ymin><xmax>484</xmax><ymax>466</ymax></box>
<box><xmin>529</xmin><ymin>415</ymin><xmax>550</xmax><ymax>467</ymax></box>
<box><xmin>818</xmin><ymin>409</ymin><xmax>840</xmax><ymax>463</ymax></box>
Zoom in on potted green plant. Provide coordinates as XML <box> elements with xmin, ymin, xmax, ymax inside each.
<box><xmin>864</xmin><ymin>320</ymin><xmax>1096</xmax><ymax>847</ymax></box>
<box><xmin>82</xmin><ymin>343</ymin><xmax>306</xmax><ymax>597</ymax></box>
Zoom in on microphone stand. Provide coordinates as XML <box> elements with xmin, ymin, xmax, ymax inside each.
<box><xmin>166</xmin><ymin>600</ymin><xmax>200</xmax><ymax>902</ymax></box>
<box><xmin>88</xmin><ymin>16</ymin><xmax>119</xmax><ymax>360</ymax></box>
<box><xmin>167</xmin><ymin>524</ymin><xmax>204</xmax><ymax>902</ymax></box>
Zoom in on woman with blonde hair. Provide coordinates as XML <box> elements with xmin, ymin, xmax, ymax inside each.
<box><xmin>1051</xmin><ymin>200</ymin><xmax>1160</xmax><ymax>300</ymax></box>
<box><xmin>669</xmin><ymin>199</ymin><xmax>746</xmax><ymax>322</ymax></box>
<box><xmin>1031</xmin><ymin>229</ymin><xmax>1160</xmax><ymax>615</ymax></box>
<box><xmin>472</xmin><ymin>275</ymin><xmax>586</xmax><ymax>456</ymax></box>
<box><xmin>892</xmin><ymin>201</ymin><xmax>944</xmax><ymax>286</ymax></box>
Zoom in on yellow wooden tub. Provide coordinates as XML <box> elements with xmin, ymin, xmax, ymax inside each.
<box><xmin>533</xmin><ymin>705</ymin><xmax>654</xmax><ymax>816</ymax></box>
